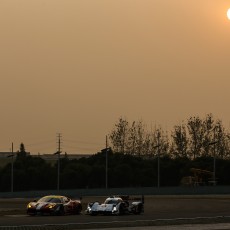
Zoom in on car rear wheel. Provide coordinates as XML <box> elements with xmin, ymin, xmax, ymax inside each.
<box><xmin>57</xmin><ymin>205</ymin><xmax>65</xmax><ymax>216</ymax></box>
<box><xmin>28</xmin><ymin>213</ymin><xmax>36</xmax><ymax>216</ymax></box>
<box><xmin>91</xmin><ymin>211</ymin><xmax>98</xmax><ymax>216</ymax></box>
<box><xmin>75</xmin><ymin>204</ymin><xmax>82</xmax><ymax>214</ymax></box>
<box><xmin>134</xmin><ymin>204</ymin><xmax>142</xmax><ymax>214</ymax></box>
<box><xmin>118</xmin><ymin>203</ymin><xmax>126</xmax><ymax>215</ymax></box>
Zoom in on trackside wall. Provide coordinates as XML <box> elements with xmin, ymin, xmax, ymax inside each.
<box><xmin>0</xmin><ymin>186</ymin><xmax>230</xmax><ymax>198</ymax></box>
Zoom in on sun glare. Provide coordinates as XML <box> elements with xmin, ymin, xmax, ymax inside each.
<box><xmin>227</xmin><ymin>8</ymin><xmax>230</xmax><ymax>20</ymax></box>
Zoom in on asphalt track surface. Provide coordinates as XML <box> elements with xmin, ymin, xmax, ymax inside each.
<box><xmin>88</xmin><ymin>224</ymin><xmax>230</xmax><ymax>229</ymax></box>
<box><xmin>1</xmin><ymin>195</ymin><xmax>230</xmax><ymax>229</ymax></box>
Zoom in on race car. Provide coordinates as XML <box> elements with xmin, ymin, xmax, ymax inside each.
<box><xmin>85</xmin><ymin>195</ymin><xmax>144</xmax><ymax>215</ymax></box>
<box><xmin>27</xmin><ymin>195</ymin><xmax>82</xmax><ymax>216</ymax></box>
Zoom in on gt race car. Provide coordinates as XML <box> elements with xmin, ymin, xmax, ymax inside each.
<box><xmin>85</xmin><ymin>195</ymin><xmax>144</xmax><ymax>215</ymax></box>
<box><xmin>27</xmin><ymin>195</ymin><xmax>82</xmax><ymax>216</ymax></box>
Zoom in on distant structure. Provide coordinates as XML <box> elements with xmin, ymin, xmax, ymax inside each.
<box><xmin>33</xmin><ymin>153</ymin><xmax>92</xmax><ymax>161</ymax></box>
<box><xmin>0</xmin><ymin>152</ymin><xmax>91</xmax><ymax>160</ymax></box>
<box><xmin>0</xmin><ymin>152</ymin><xmax>92</xmax><ymax>169</ymax></box>
<box><xmin>0</xmin><ymin>151</ymin><xmax>30</xmax><ymax>158</ymax></box>
<box><xmin>0</xmin><ymin>152</ymin><xmax>14</xmax><ymax>158</ymax></box>
<box><xmin>180</xmin><ymin>168</ymin><xmax>214</xmax><ymax>186</ymax></box>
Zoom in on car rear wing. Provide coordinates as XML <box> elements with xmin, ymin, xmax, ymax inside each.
<box><xmin>119</xmin><ymin>195</ymin><xmax>144</xmax><ymax>204</ymax></box>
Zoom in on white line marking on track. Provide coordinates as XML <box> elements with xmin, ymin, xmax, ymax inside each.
<box><xmin>4</xmin><ymin>215</ymin><xmax>28</xmax><ymax>217</ymax></box>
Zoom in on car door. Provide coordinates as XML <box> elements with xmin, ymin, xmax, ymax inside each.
<box><xmin>63</xmin><ymin>197</ymin><xmax>72</xmax><ymax>213</ymax></box>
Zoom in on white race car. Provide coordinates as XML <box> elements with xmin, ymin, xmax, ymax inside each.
<box><xmin>85</xmin><ymin>195</ymin><xmax>144</xmax><ymax>215</ymax></box>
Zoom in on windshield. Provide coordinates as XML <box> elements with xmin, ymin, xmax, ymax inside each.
<box><xmin>38</xmin><ymin>196</ymin><xmax>62</xmax><ymax>203</ymax></box>
<box><xmin>104</xmin><ymin>199</ymin><xmax>120</xmax><ymax>205</ymax></box>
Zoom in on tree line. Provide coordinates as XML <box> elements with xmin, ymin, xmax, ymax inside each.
<box><xmin>109</xmin><ymin>114</ymin><xmax>230</xmax><ymax>159</ymax></box>
<box><xmin>1</xmin><ymin>113</ymin><xmax>230</xmax><ymax>191</ymax></box>
<box><xmin>1</xmin><ymin>149</ymin><xmax>230</xmax><ymax>192</ymax></box>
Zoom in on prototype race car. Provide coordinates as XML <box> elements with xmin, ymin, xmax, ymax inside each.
<box><xmin>85</xmin><ymin>195</ymin><xmax>144</xmax><ymax>215</ymax></box>
<box><xmin>27</xmin><ymin>195</ymin><xmax>82</xmax><ymax>216</ymax></box>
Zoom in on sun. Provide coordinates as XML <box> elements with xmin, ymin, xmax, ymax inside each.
<box><xmin>227</xmin><ymin>8</ymin><xmax>230</xmax><ymax>20</ymax></box>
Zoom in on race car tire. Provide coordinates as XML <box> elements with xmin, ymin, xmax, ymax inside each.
<box><xmin>57</xmin><ymin>205</ymin><xmax>65</xmax><ymax>216</ymax></box>
<box><xmin>134</xmin><ymin>204</ymin><xmax>142</xmax><ymax>215</ymax></box>
<box><xmin>91</xmin><ymin>211</ymin><xmax>98</xmax><ymax>216</ymax></box>
<box><xmin>75</xmin><ymin>204</ymin><xmax>82</xmax><ymax>214</ymax></box>
<box><xmin>118</xmin><ymin>203</ymin><xmax>126</xmax><ymax>215</ymax></box>
<box><xmin>27</xmin><ymin>213</ymin><xmax>36</xmax><ymax>216</ymax></box>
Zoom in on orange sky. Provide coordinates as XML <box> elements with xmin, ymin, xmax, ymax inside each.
<box><xmin>0</xmin><ymin>0</ymin><xmax>230</xmax><ymax>154</ymax></box>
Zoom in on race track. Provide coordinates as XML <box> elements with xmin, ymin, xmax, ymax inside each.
<box><xmin>1</xmin><ymin>195</ymin><xmax>230</xmax><ymax>228</ymax></box>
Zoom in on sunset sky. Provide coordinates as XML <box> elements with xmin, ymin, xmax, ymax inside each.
<box><xmin>1</xmin><ymin>0</ymin><xmax>230</xmax><ymax>154</ymax></box>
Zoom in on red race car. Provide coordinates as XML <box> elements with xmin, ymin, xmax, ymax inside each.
<box><xmin>27</xmin><ymin>195</ymin><xmax>82</xmax><ymax>216</ymax></box>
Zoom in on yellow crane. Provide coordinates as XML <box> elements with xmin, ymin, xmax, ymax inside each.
<box><xmin>181</xmin><ymin>168</ymin><xmax>213</xmax><ymax>186</ymax></box>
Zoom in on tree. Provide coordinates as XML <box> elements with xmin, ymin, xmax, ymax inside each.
<box><xmin>17</xmin><ymin>142</ymin><xmax>27</xmax><ymax>157</ymax></box>
<box><xmin>187</xmin><ymin>116</ymin><xmax>205</xmax><ymax>159</ymax></box>
<box><xmin>109</xmin><ymin>117</ymin><xmax>129</xmax><ymax>153</ymax></box>
<box><xmin>202</xmin><ymin>114</ymin><xmax>216</xmax><ymax>157</ymax></box>
<box><xmin>20</xmin><ymin>143</ymin><xmax>26</xmax><ymax>153</ymax></box>
<box><xmin>171</xmin><ymin>124</ymin><xmax>188</xmax><ymax>158</ymax></box>
<box><xmin>126</xmin><ymin>120</ymin><xmax>147</xmax><ymax>156</ymax></box>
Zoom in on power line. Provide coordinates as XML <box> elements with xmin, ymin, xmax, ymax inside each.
<box><xmin>26</xmin><ymin>139</ymin><xmax>55</xmax><ymax>147</ymax></box>
<box><xmin>9</xmin><ymin>135</ymin><xmax>106</xmax><ymax>154</ymax></box>
<box><xmin>62</xmin><ymin>144</ymin><xmax>101</xmax><ymax>152</ymax></box>
<box><xmin>63</xmin><ymin>138</ymin><xmax>102</xmax><ymax>146</ymax></box>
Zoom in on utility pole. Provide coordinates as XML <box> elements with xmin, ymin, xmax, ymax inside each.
<box><xmin>106</xmin><ymin>135</ymin><xmax>108</xmax><ymax>190</ymax></box>
<box><xmin>213</xmin><ymin>128</ymin><xmax>216</xmax><ymax>185</ymax></box>
<box><xmin>213</xmin><ymin>127</ymin><xmax>216</xmax><ymax>186</ymax></box>
<box><xmin>11</xmin><ymin>143</ymin><xmax>14</xmax><ymax>193</ymax></box>
<box><xmin>209</xmin><ymin>126</ymin><xmax>218</xmax><ymax>186</ymax></box>
<box><xmin>54</xmin><ymin>133</ymin><xmax>62</xmax><ymax>191</ymax></box>
<box><xmin>7</xmin><ymin>143</ymin><xmax>14</xmax><ymax>193</ymax></box>
<box><xmin>157</xmin><ymin>132</ymin><xmax>160</xmax><ymax>188</ymax></box>
<box><xmin>153</xmin><ymin>142</ymin><xmax>160</xmax><ymax>187</ymax></box>
<box><xmin>101</xmin><ymin>136</ymin><xmax>110</xmax><ymax>189</ymax></box>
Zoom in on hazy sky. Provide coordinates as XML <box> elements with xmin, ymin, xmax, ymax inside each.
<box><xmin>1</xmin><ymin>0</ymin><xmax>230</xmax><ymax>154</ymax></box>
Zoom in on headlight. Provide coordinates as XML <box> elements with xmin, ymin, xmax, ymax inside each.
<box><xmin>27</xmin><ymin>204</ymin><xmax>32</xmax><ymax>208</ymax></box>
<box><xmin>47</xmin><ymin>204</ymin><xmax>56</xmax><ymax>209</ymax></box>
<box><xmin>112</xmin><ymin>206</ymin><xmax>117</xmax><ymax>212</ymax></box>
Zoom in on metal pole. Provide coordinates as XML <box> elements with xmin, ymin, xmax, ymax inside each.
<box><xmin>153</xmin><ymin>142</ymin><xmax>160</xmax><ymax>187</ymax></box>
<box><xmin>157</xmin><ymin>133</ymin><xmax>160</xmax><ymax>188</ymax></box>
<box><xmin>57</xmin><ymin>151</ymin><xmax>60</xmax><ymax>191</ymax></box>
<box><xmin>208</xmin><ymin>127</ymin><xmax>218</xmax><ymax>186</ymax></box>
<box><xmin>213</xmin><ymin>128</ymin><xmax>216</xmax><ymax>185</ymax></box>
<box><xmin>106</xmin><ymin>135</ymin><xmax>108</xmax><ymax>189</ymax></box>
<box><xmin>11</xmin><ymin>143</ymin><xmax>14</xmax><ymax>193</ymax></box>
<box><xmin>213</xmin><ymin>152</ymin><xmax>216</xmax><ymax>185</ymax></box>
<box><xmin>56</xmin><ymin>133</ymin><xmax>61</xmax><ymax>191</ymax></box>
<box><xmin>157</xmin><ymin>150</ymin><xmax>160</xmax><ymax>188</ymax></box>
